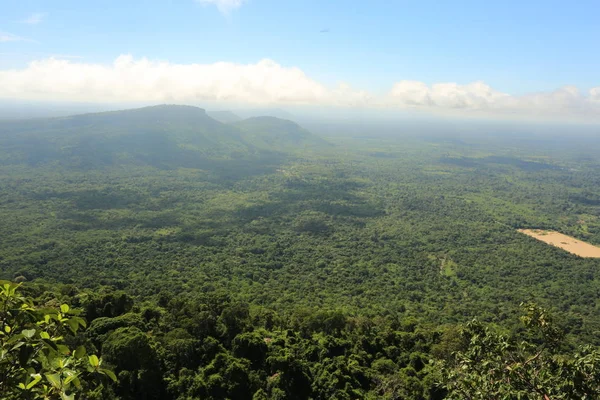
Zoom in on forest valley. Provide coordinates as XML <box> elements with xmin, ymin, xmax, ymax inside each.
<box><xmin>1</xmin><ymin>105</ymin><xmax>600</xmax><ymax>399</ymax></box>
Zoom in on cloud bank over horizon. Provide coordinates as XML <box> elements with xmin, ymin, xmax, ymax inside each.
<box><xmin>1</xmin><ymin>55</ymin><xmax>599</xmax><ymax>122</ymax></box>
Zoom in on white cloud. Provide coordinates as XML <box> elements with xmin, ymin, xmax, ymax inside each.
<box><xmin>388</xmin><ymin>81</ymin><xmax>600</xmax><ymax>120</ymax></box>
<box><xmin>389</xmin><ymin>81</ymin><xmax>510</xmax><ymax>109</ymax></box>
<box><xmin>590</xmin><ymin>87</ymin><xmax>600</xmax><ymax>103</ymax></box>
<box><xmin>196</xmin><ymin>0</ymin><xmax>246</xmax><ymax>14</ymax></box>
<box><xmin>0</xmin><ymin>32</ymin><xmax>26</xmax><ymax>42</ymax></box>
<box><xmin>0</xmin><ymin>55</ymin><xmax>331</xmax><ymax>105</ymax></box>
<box><xmin>20</xmin><ymin>13</ymin><xmax>45</xmax><ymax>25</ymax></box>
<box><xmin>0</xmin><ymin>54</ymin><xmax>598</xmax><ymax>122</ymax></box>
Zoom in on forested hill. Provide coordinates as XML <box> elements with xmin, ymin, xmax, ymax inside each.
<box><xmin>0</xmin><ymin>105</ymin><xmax>237</xmax><ymax>141</ymax></box>
<box><xmin>0</xmin><ymin>105</ymin><xmax>330</xmax><ymax>170</ymax></box>
<box><xmin>0</xmin><ymin>105</ymin><xmax>249</xmax><ymax>168</ymax></box>
<box><xmin>233</xmin><ymin>116</ymin><xmax>333</xmax><ymax>150</ymax></box>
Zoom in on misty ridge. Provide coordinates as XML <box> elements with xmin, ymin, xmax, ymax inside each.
<box><xmin>0</xmin><ymin>105</ymin><xmax>332</xmax><ymax>175</ymax></box>
<box><xmin>3</xmin><ymin>100</ymin><xmax>599</xmax><ymax>137</ymax></box>
<box><xmin>1</xmin><ymin>102</ymin><xmax>599</xmax><ymax>178</ymax></box>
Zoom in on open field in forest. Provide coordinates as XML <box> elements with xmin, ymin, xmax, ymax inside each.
<box><xmin>519</xmin><ymin>229</ymin><xmax>600</xmax><ymax>258</ymax></box>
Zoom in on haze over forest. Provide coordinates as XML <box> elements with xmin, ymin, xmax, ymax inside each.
<box><xmin>1</xmin><ymin>1</ymin><xmax>600</xmax><ymax>399</ymax></box>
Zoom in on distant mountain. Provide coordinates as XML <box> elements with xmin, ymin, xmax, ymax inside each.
<box><xmin>233</xmin><ymin>116</ymin><xmax>332</xmax><ymax>150</ymax></box>
<box><xmin>0</xmin><ymin>105</ymin><xmax>261</xmax><ymax>170</ymax></box>
<box><xmin>0</xmin><ymin>100</ymin><xmax>126</xmax><ymax>120</ymax></box>
<box><xmin>235</xmin><ymin>108</ymin><xmax>296</xmax><ymax>120</ymax></box>
<box><xmin>207</xmin><ymin>110</ymin><xmax>243</xmax><ymax>124</ymax></box>
<box><xmin>0</xmin><ymin>105</ymin><xmax>331</xmax><ymax>175</ymax></box>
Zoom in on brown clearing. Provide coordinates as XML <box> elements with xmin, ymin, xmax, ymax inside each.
<box><xmin>518</xmin><ymin>229</ymin><xmax>600</xmax><ymax>258</ymax></box>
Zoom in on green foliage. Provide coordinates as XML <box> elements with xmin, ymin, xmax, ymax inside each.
<box><xmin>0</xmin><ymin>281</ymin><xmax>115</xmax><ymax>399</ymax></box>
<box><xmin>441</xmin><ymin>303</ymin><xmax>600</xmax><ymax>399</ymax></box>
<box><xmin>0</xmin><ymin>105</ymin><xmax>286</xmax><ymax>175</ymax></box>
<box><xmin>101</xmin><ymin>326</ymin><xmax>164</xmax><ymax>399</ymax></box>
<box><xmin>2</xmin><ymin>109</ymin><xmax>600</xmax><ymax>398</ymax></box>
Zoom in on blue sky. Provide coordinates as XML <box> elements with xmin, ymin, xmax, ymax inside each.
<box><xmin>1</xmin><ymin>0</ymin><xmax>600</xmax><ymax>121</ymax></box>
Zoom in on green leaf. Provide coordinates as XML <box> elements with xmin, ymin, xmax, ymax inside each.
<box><xmin>72</xmin><ymin>316</ymin><xmax>86</xmax><ymax>329</ymax></box>
<box><xmin>26</xmin><ymin>374</ymin><xmax>42</xmax><ymax>390</ymax></box>
<box><xmin>45</xmin><ymin>373</ymin><xmax>62</xmax><ymax>389</ymax></box>
<box><xmin>21</xmin><ymin>329</ymin><xmax>36</xmax><ymax>339</ymax></box>
<box><xmin>88</xmin><ymin>354</ymin><xmax>99</xmax><ymax>368</ymax></box>
<box><xmin>40</xmin><ymin>331</ymin><xmax>50</xmax><ymax>339</ymax></box>
<box><xmin>4</xmin><ymin>325</ymin><xmax>11</xmax><ymax>333</ymax></box>
<box><xmin>101</xmin><ymin>368</ymin><xmax>117</xmax><ymax>382</ymax></box>
<box><xmin>76</xmin><ymin>317</ymin><xmax>86</xmax><ymax>329</ymax></box>
<box><xmin>60</xmin><ymin>304</ymin><xmax>70</xmax><ymax>314</ymax></box>
<box><xmin>71</xmin><ymin>376</ymin><xmax>81</xmax><ymax>389</ymax></box>
<box><xmin>74</xmin><ymin>346</ymin><xmax>86</xmax><ymax>359</ymax></box>
<box><xmin>63</xmin><ymin>372</ymin><xmax>79</xmax><ymax>386</ymax></box>
<box><xmin>10</xmin><ymin>341</ymin><xmax>25</xmax><ymax>352</ymax></box>
<box><xmin>65</xmin><ymin>318</ymin><xmax>79</xmax><ymax>333</ymax></box>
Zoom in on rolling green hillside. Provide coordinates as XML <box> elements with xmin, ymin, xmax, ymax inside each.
<box><xmin>233</xmin><ymin>116</ymin><xmax>332</xmax><ymax>151</ymax></box>
<box><xmin>0</xmin><ymin>105</ymin><xmax>262</xmax><ymax>169</ymax></box>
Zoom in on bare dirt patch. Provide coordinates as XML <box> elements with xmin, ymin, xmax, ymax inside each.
<box><xmin>518</xmin><ymin>229</ymin><xmax>600</xmax><ymax>258</ymax></box>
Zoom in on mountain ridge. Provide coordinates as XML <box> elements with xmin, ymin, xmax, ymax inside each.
<box><xmin>207</xmin><ymin>110</ymin><xmax>243</xmax><ymax>124</ymax></box>
<box><xmin>0</xmin><ymin>104</ymin><xmax>329</xmax><ymax>171</ymax></box>
<box><xmin>233</xmin><ymin>116</ymin><xmax>332</xmax><ymax>150</ymax></box>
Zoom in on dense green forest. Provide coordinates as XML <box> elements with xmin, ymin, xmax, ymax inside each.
<box><xmin>1</xmin><ymin>105</ymin><xmax>600</xmax><ymax>399</ymax></box>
